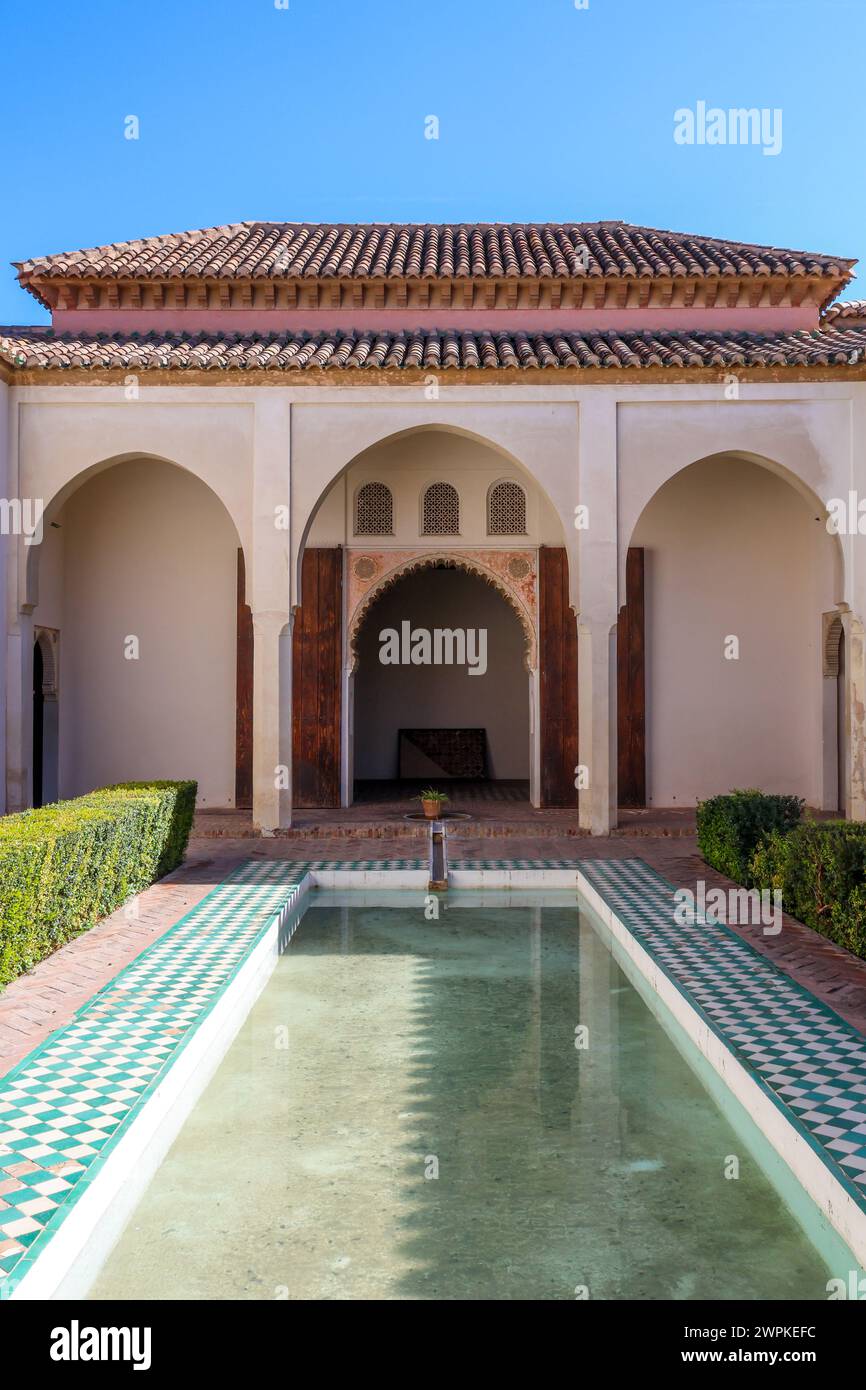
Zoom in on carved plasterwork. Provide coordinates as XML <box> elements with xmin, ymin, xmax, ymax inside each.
<box><xmin>346</xmin><ymin>548</ymin><xmax>538</xmax><ymax>671</ymax></box>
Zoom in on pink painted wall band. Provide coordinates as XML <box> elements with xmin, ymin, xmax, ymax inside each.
<box><xmin>51</xmin><ymin>304</ymin><xmax>821</xmax><ymax>336</ymax></box>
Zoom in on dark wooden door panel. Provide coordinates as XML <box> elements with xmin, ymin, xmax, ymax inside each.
<box><xmin>235</xmin><ymin>549</ymin><xmax>253</xmax><ymax>809</ymax></box>
<box><xmin>292</xmin><ymin>548</ymin><xmax>342</xmax><ymax>808</ymax></box>
<box><xmin>617</xmin><ymin>546</ymin><xmax>646</xmax><ymax>807</ymax></box>
<box><xmin>539</xmin><ymin>547</ymin><xmax>578</xmax><ymax>807</ymax></box>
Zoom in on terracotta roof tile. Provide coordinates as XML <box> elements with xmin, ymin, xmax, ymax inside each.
<box><xmin>3</xmin><ymin>324</ymin><xmax>866</xmax><ymax>374</ymax></box>
<box><xmin>822</xmin><ymin>299</ymin><xmax>866</xmax><ymax>324</ymax></box>
<box><xmin>14</xmin><ymin>221</ymin><xmax>853</xmax><ymax>286</ymax></box>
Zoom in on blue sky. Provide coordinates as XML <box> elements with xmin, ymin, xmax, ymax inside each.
<box><xmin>2</xmin><ymin>0</ymin><xmax>863</xmax><ymax>323</ymax></box>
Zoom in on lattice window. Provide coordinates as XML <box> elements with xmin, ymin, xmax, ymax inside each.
<box><xmin>488</xmin><ymin>480</ymin><xmax>527</xmax><ymax>535</ymax></box>
<box><xmin>422</xmin><ymin>482</ymin><xmax>459</xmax><ymax>535</ymax></box>
<box><xmin>354</xmin><ymin>481</ymin><xmax>393</xmax><ymax>536</ymax></box>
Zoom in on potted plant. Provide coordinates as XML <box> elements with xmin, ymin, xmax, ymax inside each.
<box><xmin>418</xmin><ymin>787</ymin><xmax>449</xmax><ymax>819</ymax></box>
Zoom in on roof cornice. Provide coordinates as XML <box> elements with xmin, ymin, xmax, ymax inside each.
<box><xmin>24</xmin><ymin>270</ymin><xmax>842</xmax><ymax>317</ymax></box>
<box><xmin>15</xmin><ymin>221</ymin><xmax>855</xmax><ymax>314</ymax></box>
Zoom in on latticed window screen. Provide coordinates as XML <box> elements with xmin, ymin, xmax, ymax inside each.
<box><xmin>422</xmin><ymin>482</ymin><xmax>460</xmax><ymax>535</ymax></box>
<box><xmin>488</xmin><ymin>480</ymin><xmax>527</xmax><ymax>535</ymax></box>
<box><xmin>354</xmin><ymin>481</ymin><xmax>393</xmax><ymax>535</ymax></box>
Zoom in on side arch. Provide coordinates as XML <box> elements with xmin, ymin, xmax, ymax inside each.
<box><xmin>620</xmin><ymin>448</ymin><xmax>845</xmax><ymax>600</ymax></box>
<box><xmin>624</xmin><ymin>450</ymin><xmax>843</xmax><ymax>809</ymax></box>
<box><xmin>21</xmin><ymin>454</ymin><xmax>244</xmax><ymax>809</ymax></box>
<box><xmin>24</xmin><ymin>451</ymin><xmax>249</xmax><ymax>613</ymax></box>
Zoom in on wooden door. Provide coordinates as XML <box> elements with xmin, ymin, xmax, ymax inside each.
<box><xmin>539</xmin><ymin>547</ymin><xmax>579</xmax><ymax>807</ymax></box>
<box><xmin>235</xmin><ymin>549</ymin><xmax>253</xmax><ymax>809</ymax></box>
<box><xmin>617</xmin><ymin>546</ymin><xmax>646</xmax><ymax>807</ymax></box>
<box><xmin>292</xmin><ymin>548</ymin><xmax>343</xmax><ymax>808</ymax></box>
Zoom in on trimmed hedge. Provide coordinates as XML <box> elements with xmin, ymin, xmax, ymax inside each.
<box><xmin>696</xmin><ymin>789</ymin><xmax>803</xmax><ymax>887</ymax></box>
<box><xmin>750</xmin><ymin>821</ymin><xmax>866</xmax><ymax>959</ymax></box>
<box><xmin>0</xmin><ymin>781</ymin><xmax>196</xmax><ymax>987</ymax></box>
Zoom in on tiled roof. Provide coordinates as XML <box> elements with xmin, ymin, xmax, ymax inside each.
<box><xmin>823</xmin><ymin>299</ymin><xmax>866</xmax><ymax>324</ymax></box>
<box><xmin>3</xmin><ymin>324</ymin><xmax>866</xmax><ymax>373</ymax></box>
<box><xmin>14</xmin><ymin>221</ymin><xmax>854</xmax><ymax>284</ymax></box>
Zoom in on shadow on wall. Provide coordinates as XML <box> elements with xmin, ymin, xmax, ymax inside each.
<box><xmin>30</xmin><ymin>458</ymin><xmax>240</xmax><ymax>807</ymax></box>
<box><xmin>632</xmin><ymin>455</ymin><xmax>840</xmax><ymax>806</ymax></box>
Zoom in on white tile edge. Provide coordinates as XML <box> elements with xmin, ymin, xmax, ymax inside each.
<box><xmin>576</xmin><ymin>869</ymin><xmax>866</xmax><ymax>1270</ymax></box>
<box><xmin>448</xmin><ymin>869</ymin><xmax>582</xmax><ymax>887</ymax></box>
<box><xmin>309</xmin><ymin>869</ymin><xmax>429</xmax><ymax>888</ymax></box>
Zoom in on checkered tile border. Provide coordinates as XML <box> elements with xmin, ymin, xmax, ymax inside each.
<box><xmin>0</xmin><ymin>857</ymin><xmax>424</xmax><ymax>1295</ymax></box>
<box><xmin>578</xmin><ymin>857</ymin><xmax>866</xmax><ymax>1217</ymax></box>
<box><xmin>5</xmin><ymin>850</ymin><xmax>863</xmax><ymax>1293</ymax></box>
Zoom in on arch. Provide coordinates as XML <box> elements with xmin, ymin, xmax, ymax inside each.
<box><xmin>24</xmin><ymin>452</ymin><xmax>247</xmax><ymax>613</ymax></box>
<box><xmin>353</xmin><ymin>480</ymin><xmax>394</xmax><ymax>536</ymax></box>
<box><xmin>621</xmin><ymin>448</ymin><xmax>845</xmax><ymax>599</ymax></box>
<box><xmin>824</xmin><ymin>611</ymin><xmax>844</xmax><ymax>677</ymax></box>
<box><xmin>33</xmin><ymin>626</ymin><xmax>58</xmax><ymax>697</ymax></box>
<box><xmin>293</xmin><ymin>418</ymin><xmax>576</xmax><ymax>605</ymax></box>
<box><xmin>421</xmin><ymin>481</ymin><xmax>460</xmax><ymax>536</ymax></box>
<box><xmin>349</xmin><ymin>557</ymin><xmax>534</xmax><ymax>799</ymax></box>
<box><xmin>22</xmin><ymin>456</ymin><xmax>243</xmax><ymax>810</ymax></box>
<box><xmin>626</xmin><ymin>451</ymin><xmax>842</xmax><ymax>810</ymax></box>
<box><xmin>487</xmin><ymin>478</ymin><xmax>527</xmax><ymax>536</ymax></box>
<box><xmin>348</xmin><ymin>551</ymin><xmax>537</xmax><ymax>672</ymax></box>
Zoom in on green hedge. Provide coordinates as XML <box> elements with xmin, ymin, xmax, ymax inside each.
<box><xmin>750</xmin><ymin>821</ymin><xmax>866</xmax><ymax>959</ymax></box>
<box><xmin>0</xmin><ymin>781</ymin><xmax>197</xmax><ymax>987</ymax></box>
<box><xmin>696</xmin><ymin>789</ymin><xmax>804</xmax><ymax>887</ymax></box>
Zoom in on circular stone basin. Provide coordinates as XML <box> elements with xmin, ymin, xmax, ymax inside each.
<box><xmin>403</xmin><ymin>810</ymin><xmax>473</xmax><ymax>822</ymax></box>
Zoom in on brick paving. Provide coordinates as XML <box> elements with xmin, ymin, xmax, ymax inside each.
<box><xmin>3</xmin><ymin>826</ymin><xmax>866</xmax><ymax>1080</ymax></box>
<box><xmin>192</xmin><ymin>800</ymin><xmax>700</xmax><ymax>839</ymax></box>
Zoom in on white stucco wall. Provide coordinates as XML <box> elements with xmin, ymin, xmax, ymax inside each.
<box><xmin>632</xmin><ymin>455</ymin><xmax>840</xmax><ymax>806</ymax></box>
<box><xmin>33</xmin><ymin>458</ymin><xmax>239</xmax><ymax>806</ymax></box>
<box><xmin>354</xmin><ymin>567</ymin><xmax>530</xmax><ymax>779</ymax></box>
<box><xmin>5</xmin><ymin>378</ymin><xmax>866</xmax><ymax>830</ymax></box>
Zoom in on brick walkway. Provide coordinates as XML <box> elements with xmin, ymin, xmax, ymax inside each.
<box><xmin>191</xmin><ymin>802</ymin><xmax>701</xmax><ymax>839</ymax></box>
<box><xmin>3</xmin><ymin>829</ymin><xmax>866</xmax><ymax>1079</ymax></box>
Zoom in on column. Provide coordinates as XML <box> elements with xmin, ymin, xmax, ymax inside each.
<box><xmin>252</xmin><ymin>610</ymin><xmax>292</xmax><ymax>834</ymax></box>
<box><xmin>577</xmin><ymin>619</ymin><xmax>617</xmax><ymax>834</ymax></box>
<box><xmin>577</xmin><ymin>395</ymin><xmax>619</xmax><ymax>834</ymax></box>
<box><xmin>846</xmin><ymin>614</ymin><xmax>866</xmax><ymax>822</ymax></box>
<box><xmin>250</xmin><ymin>394</ymin><xmax>292</xmax><ymax>833</ymax></box>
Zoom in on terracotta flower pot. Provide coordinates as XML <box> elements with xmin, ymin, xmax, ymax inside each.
<box><xmin>422</xmin><ymin>798</ymin><xmax>440</xmax><ymax>818</ymax></box>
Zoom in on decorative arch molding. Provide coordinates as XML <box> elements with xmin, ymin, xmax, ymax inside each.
<box><xmin>346</xmin><ymin>547</ymin><xmax>538</xmax><ymax>671</ymax></box>
<box><xmin>33</xmin><ymin>626</ymin><xmax>59</xmax><ymax>698</ymax></box>
<box><xmin>824</xmin><ymin>610</ymin><xmax>845</xmax><ymax>677</ymax></box>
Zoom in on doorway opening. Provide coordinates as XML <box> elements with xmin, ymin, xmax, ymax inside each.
<box><xmin>352</xmin><ymin>564</ymin><xmax>531</xmax><ymax>807</ymax></box>
<box><xmin>32</xmin><ymin>627</ymin><xmax>59</xmax><ymax>808</ymax></box>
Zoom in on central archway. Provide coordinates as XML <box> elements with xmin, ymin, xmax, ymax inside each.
<box><xmin>348</xmin><ymin>550</ymin><xmax>537</xmax><ymax>670</ymax></box>
<box><xmin>294</xmin><ymin>422</ymin><xmax>578</xmax><ymax>812</ymax></box>
<box><xmin>351</xmin><ymin>561</ymin><xmax>532</xmax><ymax>802</ymax></box>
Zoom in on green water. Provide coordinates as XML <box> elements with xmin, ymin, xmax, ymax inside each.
<box><xmin>90</xmin><ymin>892</ymin><xmax>847</xmax><ymax>1301</ymax></box>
